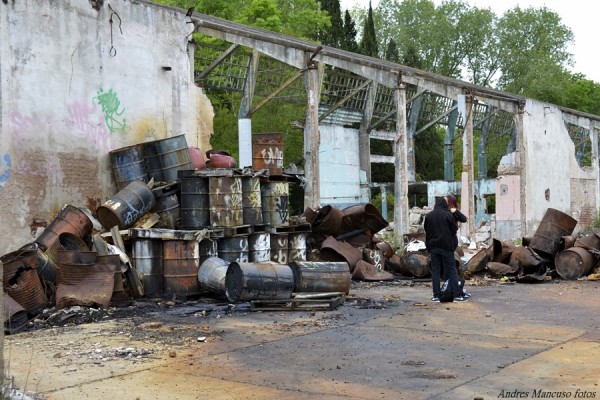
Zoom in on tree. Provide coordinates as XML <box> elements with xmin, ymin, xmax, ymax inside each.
<box><xmin>384</xmin><ymin>38</ymin><xmax>399</xmax><ymax>63</ymax></box>
<box><xmin>316</xmin><ymin>0</ymin><xmax>344</xmax><ymax>47</ymax></box>
<box><xmin>341</xmin><ymin>10</ymin><xmax>359</xmax><ymax>52</ymax></box>
<box><xmin>496</xmin><ymin>6</ymin><xmax>574</xmax><ymax>94</ymax></box>
<box><xmin>359</xmin><ymin>1</ymin><xmax>378</xmax><ymax>57</ymax></box>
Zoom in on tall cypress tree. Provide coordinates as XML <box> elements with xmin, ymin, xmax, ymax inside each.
<box><xmin>317</xmin><ymin>0</ymin><xmax>344</xmax><ymax>47</ymax></box>
<box><xmin>359</xmin><ymin>1</ymin><xmax>378</xmax><ymax>57</ymax></box>
<box><xmin>385</xmin><ymin>39</ymin><xmax>399</xmax><ymax>63</ymax></box>
<box><xmin>341</xmin><ymin>10</ymin><xmax>358</xmax><ymax>52</ymax></box>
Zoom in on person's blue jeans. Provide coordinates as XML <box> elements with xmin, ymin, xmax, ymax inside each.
<box><xmin>429</xmin><ymin>247</ymin><xmax>460</xmax><ymax>298</ymax></box>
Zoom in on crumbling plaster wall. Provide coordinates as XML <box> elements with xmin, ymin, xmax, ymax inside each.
<box><xmin>522</xmin><ymin>99</ymin><xmax>597</xmax><ymax>236</ymax></box>
<box><xmin>0</xmin><ymin>0</ymin><xmax>214</xmax><ymax>252</ymax></box>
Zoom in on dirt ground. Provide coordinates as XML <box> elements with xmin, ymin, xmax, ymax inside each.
<box><xmin>3</xmin><ymin>276</ymin><xmax>600</xmax><ymax>400</ymax></box>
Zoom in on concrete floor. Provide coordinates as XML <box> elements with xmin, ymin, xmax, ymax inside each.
<box><xmin>4</xmin><ymin>278</ymin><xmax>600</xmax><ymax>400</ymax></box>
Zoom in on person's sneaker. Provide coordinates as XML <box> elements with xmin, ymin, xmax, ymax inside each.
<box><xmin>462</xmin><ymin>292</ymin><xmax>471</xmax><ymax>299</ymax></box>
<box><xmin>431</xmin><ymin>296</ymin><xmax>440</xmax><ymax>302</ymax></box>
<box><xmin>453</xmin><ymin>296</ymin><xmax>469</xmax><ymax>303</ymax></box>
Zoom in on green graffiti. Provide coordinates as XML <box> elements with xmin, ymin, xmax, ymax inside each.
<box><xmin>94</xmin><ymin>88</ymin><xmax>126</xmax><ymax>133</ymax></box>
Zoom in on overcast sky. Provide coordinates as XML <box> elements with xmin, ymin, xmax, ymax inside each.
<box><xmin>339</xmin><ymin>0</ymin><xmax>599</xmax><ymax>83</ymax></box>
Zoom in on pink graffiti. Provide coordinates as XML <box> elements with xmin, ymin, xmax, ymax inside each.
<box><xmin>67</xmin><ymin>100</ymin><xmax>112</xmax><ymax>153</ymax></box>
<box><xmin>10</xmin><ymin>112</ymin><xmax>56</xmax><ymax>146</ymax></box>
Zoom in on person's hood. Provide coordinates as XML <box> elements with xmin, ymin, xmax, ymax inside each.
<box><xmin>434</xmin><ymin>196</ymin><xmax>449</xmax><ymax>210</ymax></box>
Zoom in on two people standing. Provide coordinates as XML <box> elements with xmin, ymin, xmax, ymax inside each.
<box><xmin>423</xmin><ymin>194</ymin><xmax>469</xmax><ymax>302</ymax></box>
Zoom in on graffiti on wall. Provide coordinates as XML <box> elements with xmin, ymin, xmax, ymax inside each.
<box><xmin>0</xmin><ymin>153</ymin><xmax>11</xmax><ymax>186</ymax></box>
<box><xmin>93</xmin><ymin>88</ymin><xmax>127</xmax><ymax>134</ymax></box>
<box><xmin>67</xmin><ymin>100</ymin><xmax>112</xmax><ymax>153</ymax></box>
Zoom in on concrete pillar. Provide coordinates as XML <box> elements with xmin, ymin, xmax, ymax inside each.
<box><xmin>393</xmin><ymin>81</ymin><xmax>408</xmax><ymax>249</ymax></box>
<box><xmin>444</xmin><ymin>103</ymin><xmax>458</xmax><ymax>181</ymax></box>
<box><xmin>238</xmin><ymin>50</ymin><xmax>260</xmax><ymax>168</ymax></box>
<box><xmin>303</xmin><ymin>61</ymin><xmax>323</xmax><ymax>210</ymax></box>
<box><xmin>461</xmin><ymin>93</ymin><xmax>475</xmax><ymax>238</ymax></box>
<box><xmin>359</xmin><ymin>82</ymin><xmax>378</xmax><ymax>183</ymax></box>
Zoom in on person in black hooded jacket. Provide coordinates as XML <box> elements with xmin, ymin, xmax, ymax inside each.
<box><xmin>423</xmin><ymin>195</ymin><xmax>468</xmax><ymax>302</ymax></box>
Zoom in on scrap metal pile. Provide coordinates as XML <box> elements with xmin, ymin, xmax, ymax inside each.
<box><xmin>0</xmin><ymin>133</ymin><xmax>402</xmax><ymax>334</ymax></box>
<box><xmin>461</xmin><ymin>208</ymin><xmax>600</xmax><ymax>282</ymax></box>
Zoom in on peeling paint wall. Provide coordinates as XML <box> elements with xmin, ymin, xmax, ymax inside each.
<box><xmin>319</xmin><ymin>125</ymin><xmax>368</xmax><ymax>208</ymax></box>
<box><xmin>522</xmin><ymin>100</ymin><xmax>597</xmax><ymax>236</ymax></box>
<box><xmin>0</xmin><ymin>0</ymin><xmax>214</xmax><ymax>252</ymax></box>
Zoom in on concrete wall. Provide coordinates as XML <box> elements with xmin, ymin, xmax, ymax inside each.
<box><xmin>0</xmin><ymin>0</ymin><xmax>214</xmax><ymax>252</ymax></box>
<box><xmin>522</xmin><ymin>100</ymin><xmax>597</xmax><ymax>236</ymax></box>
<box><xmin>319</xmin><ymin>125</ymin><xmax>368</xmax><ymax>208</ymax></box>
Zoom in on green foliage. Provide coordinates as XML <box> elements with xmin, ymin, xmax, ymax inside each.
<box><xmin>316</xmin><ymin>0</ymin><xmax>344</xmax><ymax>47</ymax></box>
<box><xmin>414</xmin><ymin>128</ymin><xmax>445</xmax><ymax>181</ymax></box>
<box><xmin>496</xmin><ymin>6</ymin><xmax>574</xmax><ymax>94</ymax></box>
<box><xmin>359</xmin><ymin>2</ymin><xmax>378</xmax><ymax>57</ymax></box>
<box><xmin>341</xmin><ymin>10</ymin><xmax>359</xmax><ymax>52</ymax></box>
<box><xmin>384</xmin><ymin>39</ymin><xmax>399</xmax><ymax>63</ymax></box>
<box><xmin>371</xmin><ymin>190</ymin><xmax>395</xmax><ymax>217</ymax></box>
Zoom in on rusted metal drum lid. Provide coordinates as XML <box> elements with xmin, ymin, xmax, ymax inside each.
<box><xmin>529</xmin><ymin>208</ymin><xmax>577</xmax><ymax>258</ymax></box>
<box><xmin>489</xmin><ymin>239</ymin><xmax>516</xmax><ymax>264</ymax></box>
<box><xmin>198</xmin><ymin>257</ymin><xmax>229</xmax><ymax>296</ymax></box>
<box><xmin>486</xmin><ymin>261</ymin><xmax>519</xmax><ymax>277</ymax></box>
<box><xmin>351</xmin><ymin>259</ymin><xmax>395</xmax><ymax>281</ymax></box>
<box><xmin>225</xmin><ymin>262</ymin><xmax>294</xmax><ymax>302</ymax></box>
<box><xmin>312</xmin><ymin>205</ymin><xmax>344</xmax><ymax>236</ymax></box>
<box><xmin>465</xmin><ymin>247</ymin><xmax>489</xmax><ymax>274</ymax></box>
<box><xmin>555</xmin><ymin>247</ymin><xmax>595</xmax><ymax>280</ymax></box>
<box><xmin>319</xmin><ymin>236</ymin><xmax>362</xmax><ymax>271</ymax></box>
<box><xmin>289</xmin><ymin>261</ymin><xmax>351</xmax><ymax>294</ymax></box>
<box><xmin>574</xmin><ymin>233</ymin><xmax>600</xmax><ymax>251</ymax></box>
<box><xmin>341</xmin><ymin>204</ymin><xmax>389</xmax><ymax>235</ymax></box>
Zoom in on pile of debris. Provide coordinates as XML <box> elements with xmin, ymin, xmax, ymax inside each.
<box><xmin>0</xmin><ymin>134</ymin><xmax>414</xmax><ymax>334</ymax></box>
<box><xmin>461</xmin><ymin>208</ymin><xmax>600</xmax><ymax>282</ymax></box>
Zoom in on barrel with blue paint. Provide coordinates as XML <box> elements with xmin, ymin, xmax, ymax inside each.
<box><xmin>96</xmin><ymin>180</ymin><xmax>156</xmax><ymax>230</ymax></box>
<box><xmin>109</xmin><ymin>144</ymin><xmax>148</xmax><ymax>190</ymax></box>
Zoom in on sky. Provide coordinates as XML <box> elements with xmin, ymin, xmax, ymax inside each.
<box><xmin>339</xmin><ymin>0</ymin><xmax>599</xmax><ymax>83</ymax></box>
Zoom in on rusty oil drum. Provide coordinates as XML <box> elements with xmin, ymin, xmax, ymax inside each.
<box><xmin>132</xmin><ymin>238</ymin><xmax>163</xmax><ymax>295</ymax></box>
<box><xmin>35</xmin><ymin>204</ymin><xmax>92</xmax><ymax>252</ymax></box>
<box><xmin>109</xmin><ymin>144</ymin><xmax>148</xmax><ymax>190</ymax></box>
<box><xmin>2</xmin><ymin>249</ymin><xmax>49</xmax><ymax>316</ymax></box>
<box><xmin>96</xmin><ymin>180</ymin><xmax>156</xmax><ymax>230</ymax></box>
<box><xmin>163</xmin><ymin>240</ymin><xmax>200</xmax><ymax>296</ymax></box>
<box><xmin>152</xmin><ymin>189</ymin><xmax>180</xmax><ymax>229</ymax></box>
<box><xmin>261</xmin><ymin>181</ymin><xmax>289</xmax><ymax>226</ymax></box>
<box><xmin>252</xmin><ymin>132</ymin><xmax>284</xmax><ymax>176</ymax></box>
<box><xmin>289</xmin><ymin>261</ymin><xmax>351</xmax><ymax>294</ymax></box>
<box><xmin>249</xmin><ymin>232</ymin><xmax>270</xmax><ymax>262</ymax></box>
<box><xmin>142</xmin><ymin>134</ymin><xmax>192</xmax><ymax>183</ymax></box>
<box><xmin>288</xmin><ymin>233</ymin><xmax>307</xmax><ymax>262</ymax></box>
<box><xmin>555</xmin><ymin>247</ymin><xmax>595</xmax><ymax>280</ymax></box>
<box><xmin>270</xmin><ymin>233</ymin><xmax>288</xmax><ymax>264</ymax></box>
<box><xmin>16</xmin><ymin>242</ymin><xmax>58</xmax><ymax>285</ymax></box>
<box><xmin>97</xmin><ymin>254</ymin><xmax>125</xmax><ymax>300</ymax></box>
<box><xmin>209</xmin><ymin>176</ymin><xmax>243</xmax><ymax>227</ymax></box>
<box><xmin>218</xmin><ymin>236</ymin><xmax>249</xmax><ymax>263</ymax></box>
<box><xmin>529</xmin><ymin>208</ymin><xmax>577</xmax><ymax>258</ymax></box>
<box><xmin>178</xmin><ymin>170</ymin><xmax>210</xmax><ymax>229</ymax></box>
<box><xmin>197</xmin><ymin>257</ymin><xmax>229</xmax><ymax>297</ymax></box>
<box><xmin>225</xmin><ymin>261</ymin><xmax>294</xmax><ymax>302</ymax></box>
<box><xmin>242</xmin><ymin>176</ymin><xmax>263</xmax><ymax>225</ymax></box>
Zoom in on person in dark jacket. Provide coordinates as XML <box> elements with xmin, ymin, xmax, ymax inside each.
<box><xmin>424</xmin><ymin>195</ymin><xmax>468</xmax><ymax>302</ymax></box>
